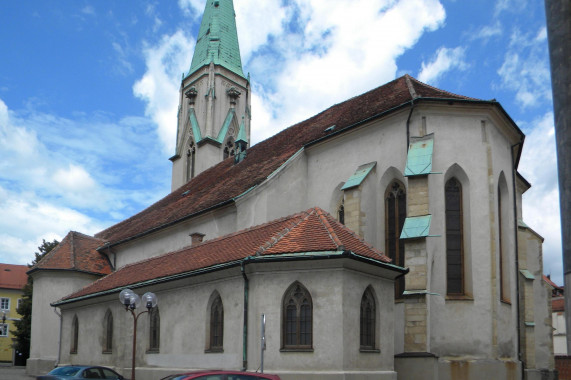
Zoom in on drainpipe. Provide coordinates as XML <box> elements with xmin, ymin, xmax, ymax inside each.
<box><xmin>510</xmin><ymin>141</ymin><xmax>524</xmax><ymax>379</ymax></box>
<box><xmin>241</xmin><ymin>260</ymin><xmax>249</xmax><ymax>371</ymax></box>
<box><xmin>54</xmin><ymin>307</ymin><xmax>62</xmax><ymax>367</ymax></box>
<box><xmin>406</xmin><ymin>99</ymin><xmax>416</xmax><ymax>151</ymax></box>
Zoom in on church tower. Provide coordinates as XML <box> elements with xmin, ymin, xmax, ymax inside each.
<box><xmin>170</xmin><ymin>0</ymin><xmax>251</xmax><ymax>191</ymax></box>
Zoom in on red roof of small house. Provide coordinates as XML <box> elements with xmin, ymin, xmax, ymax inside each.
<box><xmin>94</xmin><ymin>75</ymin><xmax>495</xmax><ymax>248</ymax></box>
<box><xmin>544</xmin><ymin>275</ymin><xmax>563</xmax><ymax>291</ymax></box>
<box><xmin>57</xmin><ymin>207</ymin><xmax>402</xmax><ymax>304</ymax></box>
<box><xmin>0</xmin><ymin>264</ymin><xmax>28</xmax><ymax>290</ymax></box>
<box><xmin>28</xmin><ymin>232</ymin><xmax>112</xmax><ymax>276</ymax></box>
<box><xmin>553</xmin><ymin>298</ymin><xmax>565</xmax><ymax>313</ymax></box>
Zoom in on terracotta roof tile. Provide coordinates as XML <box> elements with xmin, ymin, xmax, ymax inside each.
<box><xmin>544</xmin><ymin>275</ymin><xmax>563</xmax><ymax>290</ymax></box>
<box><xmin>61</xmin><ymin>207</ymin><xmax>394</xmax><ymax>303</ymax></box>
<box><xmin>553</xmin><ymin>298</ymin><xmax>565</xmax><ymax>312</ymax></box>
<box><xmin>29</xmin><ymin>232</ymin><xmax>112</xmax><ymax>275</ymax></box>
<box><xmin>95</xmin><ymin>75</ymin><xmax>476</xmax><ymax>246</ymax></box>
<box><xmin>0</xmin><ymin>264</ymin><xmax>28</xmax><ymax>290</ymax></box>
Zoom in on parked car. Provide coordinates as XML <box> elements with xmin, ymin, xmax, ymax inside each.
<box><xmin>36</xmin><ymin>365</ymin><xmax>127</xmax><ymax>380</ymax></box>
<box><xmin>159</xmin><ymin>370</ymin><xmax>281</xmax><ymax>380</ymax></box>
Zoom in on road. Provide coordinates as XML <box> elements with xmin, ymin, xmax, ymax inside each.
<box><xmin>0</xmin><ymin>366</ymin><xmax>35</xmax><ymax>380</ymax></box>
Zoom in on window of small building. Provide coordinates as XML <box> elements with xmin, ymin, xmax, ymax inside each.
<box><xmin>148</xmin><ymin>307</ymin><xmax>160</xmax><ymax>352</ymax></box>
<box><xmin>360</xmin><ymin>286</ymin><xmax>377</xmax><ymax>351</ymax></box>
<box><xmin>70</xmin><ymin>315</ymin><xmax>78</xmax><ymax>354</ymax></box>
<box><xmin>0</xmin><ymin>298</ymin><xmax>9</xmax><ymax>311</ymax></box>
<box><xmin>445</xmin><ymin>178</ymin><xmax>464</xmax><ymax>295</ymax></box>
<box><xmin>103</xmin><ymin>309</ymin><xmax>113</xmax><ymax>353</ymax></box>
<box><xmin>385</xmin><ymin>180</ymin><xmax>406</xmax><ymax>298</ymax></box>
<box><xmin>281</xmin><ymin>282</ymin><xmax>312</xmax><ymax>351</ymax></box>
<box><xmin>209</xmin><ymin>295</ymin><xmax>224</xmax><ymax>351</ymax></box>
<box><xmin>0</xmin><ymin>323</ymin><xmax>8</xmax><ymax>337</ymax></box>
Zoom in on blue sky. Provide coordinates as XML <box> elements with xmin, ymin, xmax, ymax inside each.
<box><xmin>0</xmin><ymin>0</ymin><xmax>562</xmax><ymax>283</ymax></box>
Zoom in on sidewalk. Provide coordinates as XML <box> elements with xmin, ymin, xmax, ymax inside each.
<box><xmin>0</xmin><ymin>366</ymin><xmax>35</xmax><ymax>380</ymax></box>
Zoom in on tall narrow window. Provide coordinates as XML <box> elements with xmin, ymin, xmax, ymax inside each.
<box><xmin>186</xmin><ymin>140</ymin><xmax>196</xmax><ymax>181</ymax></box>
<box><xmin>446</xmin><ymin>178</ymin><xmax>464</xmax><ymax>295</ymax></box>
<box><xmin>0</xmin><ymin>323</ymin><xmax>8</xmax><ymax>337</ymax></box>
<box><xmin>148</xmin><ymin>307</ymin><xmax>160</xmax><ymax>352</ymax></box>
<box><xmin>70</xmin><ymin>315</ymin><xmax>78</xmax><ymax>354</ymax></box>
<box><xmin>338</xmin><ymin>199</ymin><xmax>345</xmax><ymax>225</ymax></box>
<box><xmin>498</xmin><ymin>182</ymin><xmax>510</xmax><ymax>302</ymax></box>
<box><xmin>282</xmin><ymin>282</ymin><xmax>312</xmax><ymax>350</ymax></box>
<box><xmin>103</xmin><ymin>310</ymin><xmax>113</xmax><ymax>353</ymax></box>
<box><xmin>360</xmin><ymin>287</ymin><xmax>376</xmax><ymax>350</ymax></box>
<box><xmin>385</xmin><ymin>181</ymin><xmax>406</xmax><ymax>298</ymax></box>
<box><xmin>209</xmin><ymin>295</ymin><xmax>224</xmax><ymax>351</ymax></box>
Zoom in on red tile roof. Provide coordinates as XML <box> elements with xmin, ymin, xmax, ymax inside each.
<box><xmin>544</xmin><ymin>275</ymin><xmax>563</xmax><ymax>290</ymax></box>
<box><xmin>0</xmin><ymin>264</ymin><xmax>28</xmax><ymax>290</ymax></box>
<box><xmin>553</xmin><ymin>298</ymin><xmax>565</xmax><ymax>312</ymax></box>
<box><xmin>95</xmin><ymin>75</ymin><xmax>478</xmax><ymax>247</ymax></box>
<box><xmin>29</xmin><ymin>232</ymin><xmax>112</xmax><ymax>276</ymax></box>
<box><xmin>58</xmin><ymin>207</ymin><xmax>399</xmax><ymax>304</ymax></box>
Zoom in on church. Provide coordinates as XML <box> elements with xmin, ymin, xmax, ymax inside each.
<box><xmin>26</xmin><ymin>1</ymin><xmax>556</xmax><ymax>379</ymax></box>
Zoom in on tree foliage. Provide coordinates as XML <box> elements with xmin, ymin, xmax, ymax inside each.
<box><xmin>12</xmin><ymin>239</ymin><xmax>59</xmax><ymax>361</ymax></box>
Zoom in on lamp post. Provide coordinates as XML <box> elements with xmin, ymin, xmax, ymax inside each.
<box><xmin>119</xmin><ymin>289</ymin><xmax>158</xmax><ymax>380</ymax></box>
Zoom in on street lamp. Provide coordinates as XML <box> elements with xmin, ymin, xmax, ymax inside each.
<box><xmin>119</xmin><ymin>289</ymin><xmax>158</xmax><ymax>380</ymax></box>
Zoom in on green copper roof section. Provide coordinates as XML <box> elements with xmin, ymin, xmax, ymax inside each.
<box><xmin>236</xmin><ymin>118</ymin><xmax>248</xmax><ymax>143</ymax></box>
<box><xmin>189</xmin><ymin>109</ymin><xmax>202</xmax><ymax>143</ymax></box>
<box><xmin>400</xmin><ymin>215</ymin><xmax>432</xmax><ymax>239</ymax></box>
<box><xmin>520</xmin><ymin>269</ymin><xmax>535</xmax><ymax>280</ymax></box>
<box><xmin>404</xmin><ymin>134</ymin><xmax>434</xmax><ymax>176</ymax></box>
<box><xmin>216</xmin><ymin>109</ymin><xmax>235</xmax><ymax>143</ymax></box>
<box><xmin>341</xmin><ymin>162</ymin><xmax>376</xmax><ymax>190</ymax></box>
<box><xmin>187</xmin><ymin>0</ymin><xmax>245</xmax><ymax>79</ymax></box>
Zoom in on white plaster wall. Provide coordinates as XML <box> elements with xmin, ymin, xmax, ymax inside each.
<box><xmin>114</xmin><ymin>206</ymin><xmax>237</xmax><ymax>269</ymax></box>
<box><xmin>553</xmin><ymin>312</ymin><xmax>567</xmax><ymax>355</ymax></box>
<box><xmin>56</xmin><ymin>260</ymin><xmax>397</xmax><ymax>379</ymax></box>
<box><xmin>28</xmin><ymin>271</ymin><xmax>102</xmax><ymax>376</ymax></box>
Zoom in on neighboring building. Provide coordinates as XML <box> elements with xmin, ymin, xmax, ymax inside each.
<box><xmin>545</xmin><ymin>275</ymin><xmax>566</xmax><ymax>355</ymax></box>
<box><xmin>0</xmin><ymin>263</ymin><xmax>27</xmax><ymax>364</ymax></box>
<box><xmin>27</xmin><ymin>1</ymin><xmax>556</xmax><ymax>379</ymax></box>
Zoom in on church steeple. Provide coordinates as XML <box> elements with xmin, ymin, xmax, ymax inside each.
<box><xmin>170</xmin><ymin>0</ymin><xmax>251</xmax><ymax>192</ymax></box>
<box><xmin>188</xmin><ymin>0</ymin><xmax>246</xmax><ymax>79</ymax></box>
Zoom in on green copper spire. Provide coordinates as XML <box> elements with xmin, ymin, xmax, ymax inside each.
<box><xmin>187</xmin><ymin>0</ymin><xmax>245</xmax><ymax>79</ymax></box>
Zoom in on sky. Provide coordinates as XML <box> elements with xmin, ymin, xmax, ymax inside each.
<box><xmin>0</xmin><ymin>0</ymin><xmax>562</xmax><ymax>283</ymax></box>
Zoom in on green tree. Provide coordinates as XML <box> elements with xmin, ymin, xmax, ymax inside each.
<box><xmin>12</xmin><ymin>239</ymin><xmax>59</xmax><ymax>363</ymax></box>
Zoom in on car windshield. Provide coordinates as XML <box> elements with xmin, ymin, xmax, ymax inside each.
<box><xmin>49</xmin><ymin>366</ymin><xmax>82</xmax><ymax>376</ymax></box>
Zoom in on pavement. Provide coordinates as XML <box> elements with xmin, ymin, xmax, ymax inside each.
<box><xmin>0</xmin><ymin>366</ymin><xmax>35</xmax><ymax>380</ymax></box>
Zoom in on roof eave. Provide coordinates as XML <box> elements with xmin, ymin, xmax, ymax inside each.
<box><xmin>53</xmin><ymin>250</ymin><xmax>407</xmax><ymax>307</ymax></box>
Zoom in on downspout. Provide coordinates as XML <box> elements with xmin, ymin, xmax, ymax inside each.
<box><xmin>511</xmin><ymin>141</ymin><xmax>524</xmax><ymax>378</ymax></box>
<box><xmin>54</xmin><ymin>307</ymin><xmax>62</xmax><ymax>368</ymax></box>
<box><xmin>406</xmin><ymin>99</ymin><xmax>416</xmax><ymax>151</ymax></box>
<box><xmin>241</xmin><ymin>260</ymin><xmax>249</xmax><ymax>371</ymax></box>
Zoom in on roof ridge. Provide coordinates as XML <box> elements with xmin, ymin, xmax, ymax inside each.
<box><xmin>322</xmin><ymin>211</ymin><xmax>389</xmax><ymax>262</ymax></box>
<box><xmin>407</xmin><ymin>75</ymin><xmax>478</xmax><ymax>101</ymax></box>
<box><xmin>404</xmin><ymin>74</ymin><xmax>419</xmax><ymax>99</ymax></box>
<box><xmin>314</xmin><ymin>208</ymin><xmax>344</xmax><ymax>250</ymax></box>
<box><xmin>255</xmin><ymin>209</ymin><xmax>313</xmax><ymax>256</ymax></box>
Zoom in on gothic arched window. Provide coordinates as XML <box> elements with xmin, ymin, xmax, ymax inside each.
<box><xmin>282</xmin><ymin>282</ymin><xmax>312</xmax><ymax>349</ymax></box>
<box><xmin>148</xmin><ymin>307</ymin><xmax>160</xmax><ymax>352</ymax></box>
<box><xmin>445</xmin><ymin>178</ymin><xmax>464</xmax><ymax>295</ymax></box>
<box><xmin>223</xmin><ymin>139</ymin><xmax>235</xmax><ymax>159</ymax></box>
<box><xmin>338</xmin><ymin>199</ymin><xmax>345</xmax><ymax>225</ymax></box>
<box><xmin>209</xmin><ymin>295</ymin><xmax>224</xmax><ymax>351</ymax></box>
<box><xmin>70</xmin><ymin>315</ymin><xmax>79</xmax><ymax>354</ymax></box>
<box><xmin>186</xmin><ymin>140</ymin><xmax>196</xmax><ymax>181</ymax></box>
<box><xmin>103</xmin><ymin>309</ymin><xmax>113</xmax><ymax>353</ymax></box>
<box><xmin>498</xmin><ymin>177</ymin><xmax>510</xmax><ymax>303</ymax></box>
<box><xmin>385</xmin><ymin>180</ymin><xmax>406</xmax><ymax>298</ymax></box>
<box><xmin>360</xmin><ymin>287</ymin><xmax>376</xmax><ymax>350</ymax></box>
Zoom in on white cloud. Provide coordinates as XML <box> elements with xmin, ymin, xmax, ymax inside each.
<box><xmin>134</xmin><ymin>0</ymin><xmax>447</xmax><ymax>147</ymax></box>
<box><xmin>133</xmin><ymin>30</ymin><xmax>194</xmax><ymax>154</ymax></box>
<box><xmin>418</xmin><ymin>46</ymin><xmax>467</xmax><ymax>85</ymax></box>
<box><xmin>518</xmin><ymin>112</ymin><xmax>562</xmax><ymax>283</ymax></box>
<box><xmin>497</xmin><ymin>27</ymin><xmax>552</xmax><ymax>108</ymax></box>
